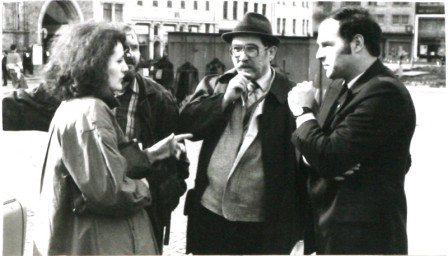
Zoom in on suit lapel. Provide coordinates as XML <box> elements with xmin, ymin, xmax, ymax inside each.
<box><xmin>319</xmin><ymin>80</ymin><xmax>343</xmax><ymax>129</ymax></box>
<box><xmin>324</xmin><ymin>59</ymin><xmax>388</xmax><ymax>128</ymax></box>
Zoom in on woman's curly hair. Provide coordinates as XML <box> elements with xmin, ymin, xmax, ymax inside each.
<box><xmin>44</xmin><ymin>21</ymin><xmax>127</xmax><ymax>101</ymax></box>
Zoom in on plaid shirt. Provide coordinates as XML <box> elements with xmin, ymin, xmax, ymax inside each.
<box><xmin>114</xmin><ymin>79</ymin><xmax>140</xmax><ymax>140</ymax></box>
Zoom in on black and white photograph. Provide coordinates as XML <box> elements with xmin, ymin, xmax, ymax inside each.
<box><xmin>1</xmin><ymin>0</ymin><xmax>446</xmax><ymax>255</ymax></box>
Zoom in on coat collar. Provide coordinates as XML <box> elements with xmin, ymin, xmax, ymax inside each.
<box><xmin>217</xmin><ymin>68</ymin><xmax>291</xmax><ymax>104</ymax></box>
<box><xmin>349</xmin><ymin>59</ymin><xmax>392</xmax><ymax>95</ymax></box>
<box><xmin>135</xmin><ymin>73</ymin><xmax>160</xmax><ymax>96</ymax></box>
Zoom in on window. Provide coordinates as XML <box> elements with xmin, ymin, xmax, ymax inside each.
<box><xmin>393</xmin><ymin>2</ymin><xmax>410</xmax><ymax>7</ymax></box>
<box><xmin>103</xmin><ymin>3</ymin><xmax>112</xmax><ymax>21</ymax></box>
<box><xmin>115</xmin><ymin>4</ymin><xmax>123</xmax><ymax>22</ymax></box>
<box><xmin>368</xmin><ymin>2</ymin><xmax>377</xmax><ymax>6</ymax></box>
<box><xmin>206</xmin><ymin>24</ymin><xmax>211</xmax><ymax>33</ymax></box>
<box><xmin>392</xmin><ymin>15</ymin><xmax>409</xmax><ymax>25</ymax></box>
<box><xmin>137</xmin><ymin>0</ymin><xmax>143</xmax><ymax>6</ymax></box>
<box><xmin>392</xmin><ymin>15</ymin><xmax>399</xmax><ymax>24</ymax></box>
<box><xmin>153</xmin><ymin>0</ymin><xmax>158</xmax><ymax>7</ymax></box>
<box><xmin>206</xmin><ymin>1</ymin><xmax>209</xmax><ymax>10</ymax></box>
<box><xmin>305</xmin><ymin>19</ymin><xmax>309</xmax><ymax>35</ymax></box>
<box><xmin>293</xmin><ymin>1</ymin><xmax>296</xmax><ymax>6</ymax></box>
<box><xmin>282</xmin><ymin>18</ymin><xmax>286</xmax><ymax>35</ymax></box>
<box><xmin>254</xmin><ymin>3</ymin><xmax>258</xmax><ymax>13</ymax></box>
<box><xmin>233</xmin><ymin>1</ymin><xmax>238</xmax><ymax>19</ymax></box>
<box><xmin>302</xmin><ymin>19</ymin><xmax>305</xmax><ymax>35</ymax></box>
<box><xmin>167</xmin><ymin>0</ymin><xmax>172</xmax><ymax>8</ymax></box>
<box><xmin>181</xmin><ymin>0</ymin><xmax>185</xmax><ymax>9</ymax></box>
<box><xmin>154</xmin><ymin>25</ymin><xmax>159</xmax><ymax>36</ymax></box>
<box><xmin>223</xmin><ymin>1</ymin><xmax>228</xmax><ymax>19</ymax></box>
<box><xmin>277</xmin><ymin>18</ymin><xmax>281</xmax><ymax>34</ymax></box>
<box><xmin>194</xmin><ymin>1</ymin><xmax>198</xmax><ymax>10</ymax></box>
<box><xmin>376</xmin><ymin>14</ymin><xmax>384</xmax><ymax>24</ymax></box>
<box><xmin>342</xmin><ymin>1</ymin><xmax>361</xmax><ymax>6</ymax></box>
<box><xmin>293</xmin><ymin>19</ymin><xmax>296</xmax><ymax>34</ymax></box>
<box><xmin>401</xmin><ymin>15</ymin><xmax>409</xmax><ymax>24</ymax></box>
<box><xmin>244</xmin><ymin>2</ymin><xmax>248</xmax><ymax>14</ymax></box>
<box><xmin>262</xmin><ymin>4</ymin><xmax>266</xmax><ymax>15</ymax></box>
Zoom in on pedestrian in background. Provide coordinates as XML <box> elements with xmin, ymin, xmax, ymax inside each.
<box><xmin>6</xmin><ymin>44</ymin><xmax>25</xmax><ymax>88</ymax></box>
<box><xmin>23</xmin><ymin>46</ymin><xmax>34</xmax><ymax>76</ymax></box>
<box><xmin>2</xmin><ymin>50</ymin><xmax>9</xmax><ymax>86</ymax></box>
<box><xmin>288</xmin><ymin>7</ymin><xmax>416</xmax><ymax>254</ymax></box>
<box><xmin>178</xmin><ymin>12</ymin><xmax>311</xmax><ymax>255</ymax></box>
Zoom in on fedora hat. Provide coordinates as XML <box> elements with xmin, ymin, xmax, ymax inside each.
<box><xmin>222</xmin><ymin>12</ymin><xmax>280</xmax><ymax>46</ymax></box>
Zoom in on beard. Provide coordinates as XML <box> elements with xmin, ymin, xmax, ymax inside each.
<box><xmin>122</xmin><ymin>64</ymin><xmax>137</xmax><ymax>86</ymax></box>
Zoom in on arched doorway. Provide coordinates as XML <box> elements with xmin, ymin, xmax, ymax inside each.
<box><xmin>38</xmin><ymin>0</ymin><xmax>83</xmax><ymax>63</ymax></box>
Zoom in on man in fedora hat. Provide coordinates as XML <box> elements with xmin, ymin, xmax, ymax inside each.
<box><xmin>178</xmin><ymin>12</ymin><xmax>311</xmax><ymax>254</ymax></box>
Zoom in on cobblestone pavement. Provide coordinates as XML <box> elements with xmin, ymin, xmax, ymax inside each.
<box><xmin>2</xmin><ymin>77</ymin><xmax>448</xmax><ymax>255</ymax></box>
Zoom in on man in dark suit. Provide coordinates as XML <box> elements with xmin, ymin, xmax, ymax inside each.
<box><xmin>288</xmin><ymin>7</ymin><xmax>416</xmax><ymax>254</ymax></box>
<box><xmin>178</xmin><ymin>12</ymin><xmax>310</xmax><ymax>255</ymax></box>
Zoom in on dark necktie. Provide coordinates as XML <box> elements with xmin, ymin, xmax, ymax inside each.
<box><xmin>242</xmin><ymin>81</ymin><xmax>265</xmax><ymax>135</ymax></box>
<box><xmin>337</xmin><ymin>82</ymin><xmax>349</xmax><ymax>106</ymax></box>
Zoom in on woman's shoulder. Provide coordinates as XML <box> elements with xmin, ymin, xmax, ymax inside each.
<box><xmin>56</xmin><ymin>97</ymin><xmax>115</xmax><ymax>130</ymax></box>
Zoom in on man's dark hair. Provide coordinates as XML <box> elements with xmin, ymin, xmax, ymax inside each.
<box><xmin>44</xmin><ymin>22</ymin><xmax>126</xmax><ymax>100</ymax></box>
<box><xmin>10</xmin><ymin>44</ymin><xmax>17</xmax><ymax>51</ymax></box>
<box><xmin>328</xmin><ymin>7</ymin><xmax>382</xmax><ymax>57</ymax></box>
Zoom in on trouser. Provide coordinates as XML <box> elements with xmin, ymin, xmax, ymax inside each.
<box><xmin>317</xmin><ymin>221</ymin><xmax>408</xmax><ymax>255</ymax></box>
<box><xmin>186</xmin><ymin>204</ymin><xmax>266</xmax><ymax>255</ymax></box>
<box><xmin>8</xmin><ymin>68</ymin><xmax>20</xmax><ymax>87</ymax></box>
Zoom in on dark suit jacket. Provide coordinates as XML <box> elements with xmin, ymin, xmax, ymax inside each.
<box><xmin>178</xmin><ymin>69</ymin><xmax>311</xmax><ymax>254</ymax></box>
<box><xmin>292</xmin><ymin>60</ymin><xmax>416</xmax><ymax>254</ymax></box>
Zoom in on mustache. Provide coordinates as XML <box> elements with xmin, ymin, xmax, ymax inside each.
<box><xmin>237</xmin><ymin>64</ymin><xmax>253</xmax><ymax>69</ymax></box>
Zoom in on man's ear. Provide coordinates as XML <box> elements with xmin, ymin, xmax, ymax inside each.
<box><xmin>268</xmin><ymin>46</ymin><xmax>278</xmax><ymax>61</ymax></box>
<box><xmin>352</xmin><ymin>34</ymin><xmax>365</xmax><ymax>53</ymax></box>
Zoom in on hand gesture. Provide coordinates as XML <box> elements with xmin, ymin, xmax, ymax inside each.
<box><xmin>144</xmin><ymin>133</ymin><xmax>193</xmax><ymax>163</ymax></box>
<box><xmin>222</xmin><ymin>73</ymin><xmax>250</xmax><ymax>108</ymax></box>
<box><xmin>287</xmin><ymin>81</ymin><xmax>316</xmax><ymax>116</ymax></box>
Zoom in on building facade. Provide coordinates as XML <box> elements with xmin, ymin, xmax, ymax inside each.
<box><xmin>312</xmin><ymin>1</ymin><xmax>445</xmax><ymax>62</ymax></box>
<box><xmin>216</xmin><ymin>0</ymin><xmax>313</xmax><ymax>37</ymax></box>
<box><xmin>2</xmin><ymin>0</ymin><xmax>314</xmax><ymax>65</ymax></box>
<box><xmin>128</xmin><ymin>0</ymin><xmax>217</xmax><ymax>61</ymax></box>
<box><xmin>413</xmin><ymin>2</ymin><xmax>445</xmax><ymax>61</ymax></box>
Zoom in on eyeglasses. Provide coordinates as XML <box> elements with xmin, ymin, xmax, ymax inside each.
<box><xmin>229</xmin><ymin>44</ymin><xmax>269</xmax><ymax>58</ymax></box>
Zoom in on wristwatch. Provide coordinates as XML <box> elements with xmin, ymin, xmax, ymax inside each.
<box><xmin>295</xmin><ymin>107</ymin><xmax>312</xmax><ymax>117</ymax></box>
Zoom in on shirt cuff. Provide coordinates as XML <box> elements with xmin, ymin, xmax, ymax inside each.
<box><xmin>295</xmin><ymin>113</ymin><xmax>315</xmax><ymax>128</ymax></box>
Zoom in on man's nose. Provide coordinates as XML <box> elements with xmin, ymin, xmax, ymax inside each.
<box><xmin>238</xmin><ymin>50</ymin><xmax>250</xmax><ymax>61</ymax></box>
<box><xmin>316</xmin><ymin>47</ymin><xmax>324</xmax><ymax>60</ymax></box>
